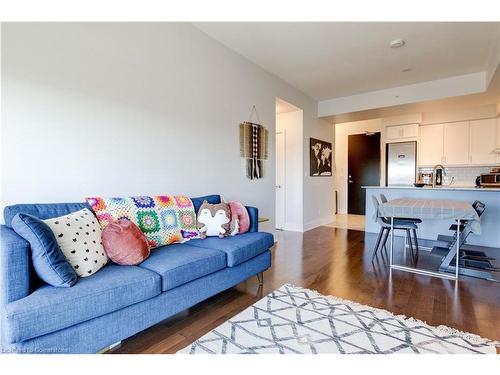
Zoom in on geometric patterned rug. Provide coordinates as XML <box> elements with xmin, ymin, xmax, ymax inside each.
<box><xmin>178</xmin><ymin>284</ymin><xmax>498</xmax><ymax>354</ymax></box>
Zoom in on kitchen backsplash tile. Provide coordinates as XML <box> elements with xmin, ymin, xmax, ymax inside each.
<box><xmin>418</xmin><ymin>166</ymin><xmax>492</xmax><ymax>187</ymax></box>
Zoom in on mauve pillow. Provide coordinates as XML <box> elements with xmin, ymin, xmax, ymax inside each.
<box><xmin>102</xmin><ymin>219</ymin><xmax>150</xmax><ymax>265</ymax></box>
<box><xmin>228</xmin><ymin>201</ymin><xmax>250</xmax><ymax>234</ymax></box>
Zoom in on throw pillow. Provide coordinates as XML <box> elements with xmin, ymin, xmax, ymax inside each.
<box><xmin>86</xmin><ymin>195</ymin><xmax>199</xmax><ymax>248</ymax></box>
<box><xmin>102</xmin><ymin>219</ymin><xmax>150</xmax><ymax>265</ymax></box>
<box><xmin>44</xmin><ymin>208</ymin><xmax>108</xmax><ymax>277</ymax></box>
<box><xmin>11</xmin><ymin>213</ymin><xmax>77</xmax><ymax>287</ymax></box>
<box><xmin>228</xmin><ymin>201</ymin><xmax>250</xmax><ymax>234</ymax></box>
<box><xmin>196</xmin><ymin>200</ymin><xmax>238</xmax><ymax>239</ymax></box>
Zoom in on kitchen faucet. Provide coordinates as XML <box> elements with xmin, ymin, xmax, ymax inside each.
<box><xmin>432</xmin><ymin>164</ymin><xmax>446</xmax><ymax>187</ymax></box>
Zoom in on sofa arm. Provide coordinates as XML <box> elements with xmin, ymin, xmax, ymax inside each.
<box><xmin>0</xmin><ymin>225</ymin><xmax>31</xmax><ymax>306</ymax></box>
<box><xmin>245</xmin><ymin>206</ymin><xmax>259</xmax><ymax>232</ymax></box>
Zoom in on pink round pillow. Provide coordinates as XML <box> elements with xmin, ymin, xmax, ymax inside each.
<box><xmin>102</xmin><ymin>219</ymin><xmax>150</xmax><ymax>265</ymax></box>
<box><xmin>229</xmin><ymin>201</ymin><xmax>250</xmax><ymax>234</ymax></box>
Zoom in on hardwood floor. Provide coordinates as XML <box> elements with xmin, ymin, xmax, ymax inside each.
<box><xmin>325</xmin><ymin>214</ymin><xmax>365</xmax><ymax>231</ymax></box>
<box><xmin>110</xmin><ymin>226</ymin><xmax>500</xmax><ymax>354</ymax></box>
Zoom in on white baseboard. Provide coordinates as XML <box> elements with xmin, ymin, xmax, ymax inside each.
<box><xmin>302</xmin><ymin>215</ymin><xmax>336</xmax><ymax>232</ymax></box>
<box><xmin>283</xmin><ymin>222</ymin><xmax>304</xmax><ymax>232</ymax></box>
<box><xmin>279</xmin><ymin>215</ymin><xmax>336</xmax><ymax>233</ymax></box>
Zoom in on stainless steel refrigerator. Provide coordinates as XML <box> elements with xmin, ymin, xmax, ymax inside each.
<box><xmin>386</xmin><ymin>141</ymin><xmax>417</xmax><ymax>186</ymax></box>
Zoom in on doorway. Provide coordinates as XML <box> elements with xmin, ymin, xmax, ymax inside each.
<box><xmin>347</xmin><ymin>133</ymin><xmax>381</xmax><ymax>215</ymax></box>
<box><xmin>275</xmin><ymin>98</ymin><xmax>303</xmax><ymax>231</ymax></box>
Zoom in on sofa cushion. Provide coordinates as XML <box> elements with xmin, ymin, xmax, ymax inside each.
<box><xmin>138</xmin><ymin>243</ymin><xmax>226</xmax><ymax>291</ymax></box>
<box><xmin>2</xmin><ymin>198</ymin><xmax>222</xmax><ymax>228</ymax></box>
<box><xmin>188</xmin><ymin>232</ymin><xmax>274</xmax><ymax>267</ymax></box>
<box><xmin>191</xmin><ymin>195</ymin><xmax>221</xmax><ymax>213</ymax></box>
<box><xmin>4</xmin><ymin>264</ymin><xmax>161</xmax><ymax>344</ymax></box>
<box><xmin>4</xmin><ymin>202</ymin><xmax>90</xmax><ymax>228</ymax></box>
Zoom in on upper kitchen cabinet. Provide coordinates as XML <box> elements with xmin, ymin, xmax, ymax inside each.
<box><xmin>469</xmin><ymin>118</ymin><xmax>497</xmax><ymax>165</ymax></box>
<box><xmin>443</xmin><ymin>121</ymin><xmax>469</xmax><ymax>165</ymax></box>
<box><xmin>386</xmin><ymin>123</ymin><xmax>419</xmax><ymax>142</ymax></box>
<box><xmin>419</xmin><ymin>124</ymin><xmax>443</xmax><ymax>166</ymax></box>
<box><xmin>418</xmin><ymin>118</ymin><xmax>499</xmax><ymax>168</ymax></box>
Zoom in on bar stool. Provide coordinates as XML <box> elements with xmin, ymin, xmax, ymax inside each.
<box><xmin>372</xmin><ymin>196</ymin><xmax>419</xmax><ymax>265</ymax></box>
<box><xmin>380</xmin><ymin>193</ymin><xmax>421</xmax><ymax>261</ymax></box>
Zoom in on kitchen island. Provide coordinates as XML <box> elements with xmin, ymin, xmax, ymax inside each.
<box><xmin>364</xmin><ymin>186</ymin><xmax>500</xmax><ymax>248</ymax></box>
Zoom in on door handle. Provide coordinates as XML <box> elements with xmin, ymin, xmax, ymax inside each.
<box><xmin>275</xmin><ymin>185</ymin><xmax>281</xmax><ymax>188</ymax></box>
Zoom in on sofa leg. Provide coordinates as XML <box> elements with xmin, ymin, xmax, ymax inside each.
<box><xmin>257</xmin><ymin>272</ymin><xmax>264</xmax><ymax>286</ymax></box>
<box><xmin>98</xmin><ymin>341</ymin><xmax>121</xmax><ymax>353</ymax></box>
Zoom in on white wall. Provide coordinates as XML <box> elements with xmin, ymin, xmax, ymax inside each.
<box><xmin>1</xmin><ymin>23</ymin><xmax>334</xmax><ymax>231</ymax></box>
<box><xmin>276</xmin><ymin>110</ymin><xmax>303</xmax><ymax>231</ymax></box>
<box><xmin>335</xmin><ymin>119</ymin><xmax>384</xmax><ymax>214</ymax></box>
<box><xmin>303</xmin><ymin>117</ymin><xmax>336</xmax><ymax>230</ymax></box>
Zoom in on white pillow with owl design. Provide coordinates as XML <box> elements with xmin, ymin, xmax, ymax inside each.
<box><xmin>196</xmin><ymin>200</ymin><xmax>239</xmax><ymax>239</ymax></box>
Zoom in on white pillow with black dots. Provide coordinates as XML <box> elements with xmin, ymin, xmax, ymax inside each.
<box><xmin>44</xmin><ymin>208</ymin><xmax>108</xmax><ymax>277</ymax></box>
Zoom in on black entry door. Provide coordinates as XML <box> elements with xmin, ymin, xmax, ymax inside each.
<box><xmin>347</xmin><ymin>133</ymin><xmax>381</xmax><ymax>215</ymax></box>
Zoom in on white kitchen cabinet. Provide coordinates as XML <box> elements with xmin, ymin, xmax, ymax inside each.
<box><xmin>443</xmin><ymin>121</ymin><xmax>469</xmax><ymax>165</ymax></box>
<box><xmin>469</xmin><ymin>118</ymin><xmax>497</xmax><ymax>165</ymax></box>
<box><xmin>386</xmin><ymin>126</ymin><xmax>402</xmax><ymax>141</ymax></box>
<box><xmin>419</xmin><ymin>124</ymin><xmax>443</xmax><ymax>166</ymax></box>
<box><xmin>386</xmin><ymin>124</ymin><xmax>419</xmax><ymax>142</ymax></box>
<box><xmin>418</xmin><ymin>118</ymin><xmax>499</xmax><ymax>167</ymax></box>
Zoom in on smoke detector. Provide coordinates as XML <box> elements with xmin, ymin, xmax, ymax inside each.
<box><xmin>389</xmin><ymin>39</ymin><xmax>405</xmax><ymax>48</ymax></box>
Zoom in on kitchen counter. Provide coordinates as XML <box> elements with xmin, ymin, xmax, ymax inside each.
<box><xmin>363</xmin><ymin>185</ymin><xmax>500</xmax><ymax>192</ymax></box>
<box><xmin>364</xmin><ymin>186</ymin><xmax>500</xmax><ymax>248</ymax></box>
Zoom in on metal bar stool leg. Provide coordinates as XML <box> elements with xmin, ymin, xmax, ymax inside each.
<box><xmin>406</xmin><ymin>229</ymin><xmax>415</xmax><ymax>265</ymax></box>
<box><xmin>381</xmin><ymin>228</ymin><xmax>390</xmax><ymax>257</ymax></box>
<box><xmin>412</xmin><ymin>228</ymin><xmax>419</xmax><ymax>264</ymax></box>
<box><xmin>372</xmin><ymin>227</ymin><xmax>385</xmax><ymax>261</ymax></box>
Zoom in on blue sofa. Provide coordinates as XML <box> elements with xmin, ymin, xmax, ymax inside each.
<box><xmin>0</xmin><ymin>194</ymin><xmax>273</xmax><ymax>353</ymax></box>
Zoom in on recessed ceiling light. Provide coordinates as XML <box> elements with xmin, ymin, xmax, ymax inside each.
<box><xmin>402</xmin><ymin>68</ymin><xmax>412</xmax><ymax>72</ymax></box>
<box><xmin>389</xmin><ymin>39</ymin><xmax>405</xmax><ymax>48</ymax></box>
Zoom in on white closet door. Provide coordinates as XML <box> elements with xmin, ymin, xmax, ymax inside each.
<box><xmin>275</xmin><ymin>131</ymin><xmax>286</xmax><ymax>230</ymax></box>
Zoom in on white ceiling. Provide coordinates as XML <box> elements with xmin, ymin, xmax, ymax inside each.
<box><xmin>194</xmin><ymin>22</ymin><xmax>500</xmax><ymax>101</ymax></box>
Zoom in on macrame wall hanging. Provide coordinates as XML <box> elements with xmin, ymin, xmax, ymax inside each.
<box><xmin>239</xmin><ymin>105</ymin><xmax>268</xmax><ymax>180</ymax></box>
